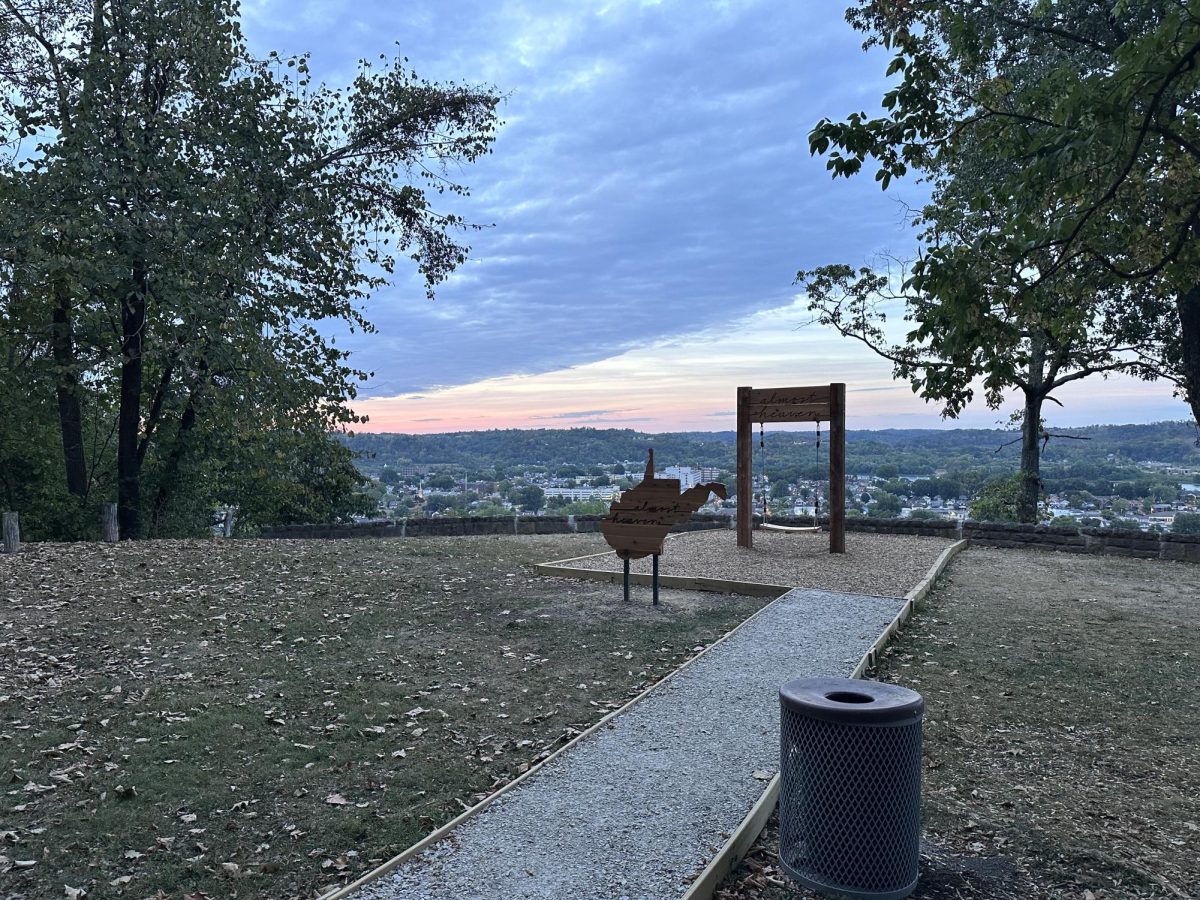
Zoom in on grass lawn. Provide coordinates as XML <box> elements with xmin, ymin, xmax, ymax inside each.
<box><xmin>0</xmin><ymin>535</ymin><xmax>771</xmax><ymax>899</ymax></box>
<box><xmin>718</xmin><ymin>547</ymin><xmax>1199</xmax><ymax>900</ymax></box>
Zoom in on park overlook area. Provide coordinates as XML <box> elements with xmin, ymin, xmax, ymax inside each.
<box><xmin>2</xmin><ymin>1</ymin><xmax>1200</xmax><ymax>900</ymax></box>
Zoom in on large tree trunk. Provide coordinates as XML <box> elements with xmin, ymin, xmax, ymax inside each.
<box><xmin>1016</xmin><ymin>333</ymin><xmax>1047</xmax><ymax>524</ymax></box>
<box><xmin>50</xmin><ymin>288</ymin><xmax>88</xmax><ymax>497</ymax></box>
<box><xmin>1178</xmin><ymin>285</ymin><xmax>1200</xmax><ymax>425</ymax></box>
<box><xmin>1017</xmin><ymin>389</ymin><xmax>1044</xmax><ymax>524</ymax></box>
<box><xmin>150</xmin><ymin>388</ymin><xmax>199</xmax><ymax>533</ymax></box>
<box><xmin>116</xmin><ymin>266</ymin><xmax>147</xmax><ymax>539</ymax></box>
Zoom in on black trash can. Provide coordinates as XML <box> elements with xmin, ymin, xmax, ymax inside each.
<box><xmin>778</xmin><ymin>676</ymin><xmax>923</xmax><ymax>900</ymax></box>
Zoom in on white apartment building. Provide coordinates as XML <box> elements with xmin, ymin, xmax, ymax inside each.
<box><xmin>663</xmin><ymin>465</ymin><xmax>704</xmax><ymax>488</ymax></box>
<box><xmin>543</xmin><ymin>486</ymin><xmax>621</xmax><ymax>501</ymax></box>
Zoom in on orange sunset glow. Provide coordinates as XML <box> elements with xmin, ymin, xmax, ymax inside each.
<box><xmin>353</xmin><ymin>300</ymin><xmax>1191</xmax><ymax>433</ymax></box>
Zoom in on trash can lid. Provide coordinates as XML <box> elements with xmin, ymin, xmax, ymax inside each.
<box><xmin>780</xmin><ymin>676</ymin><xmax>923</xmax><ymax>724</ymax></box>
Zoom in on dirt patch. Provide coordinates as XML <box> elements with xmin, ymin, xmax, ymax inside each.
<box><xmin>717</xmin><ymin>547</ymin><xmax>1199</xmax><ymax>900</ymax></box>
<box><xmin>719</xmin><ymin>811</ymin><xmax>1039</xmax><ymax>900</ymax></box>
<box><xmin>0</xmin><ymin>535</ymin><xmax>770</xmax><ymax>899</ymax></box>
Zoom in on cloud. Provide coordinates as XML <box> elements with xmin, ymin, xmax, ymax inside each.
<box><xmin>529</xmin><ymin>408</ymin><xmax>637</xmax><ymax>419</ymax></box>
<box><xmin>240</xmin><ymin>1</ymin><xmax>917</xmax><ymax>396</ymax></box>
<box><xmin>355</xmin><ymin>297</ymin><xmax>1191</xmax><ymax>432</ymax></box>
<box><xmin>239</xmin><ymin>3</ymin><xmax>1188</xmax><ymax>431</ymax></box>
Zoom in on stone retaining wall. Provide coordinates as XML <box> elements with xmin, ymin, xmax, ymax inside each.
<box><xmin>764</xmin><ymin>515</ymin><xmax>1200</xmax><ymax>562</ymax></box>
<box><xmin>259</xmin><ymin>514</ymin><xmax>729</xmax><ymax>540</ymax></box>
<box><xmin>259</xmin><ymin>513</ymin><xmax>1200</xmax><ymax>562</ymax></box>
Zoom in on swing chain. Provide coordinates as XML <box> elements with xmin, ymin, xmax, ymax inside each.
<box><xmin>759</xmin><ymin>422</ymin><xmax>768</xmax><ymax>520</ymax></box>
<box><xmin>814</xmin><ymin>420</ymin><xmax>821</xmax><ymax>516</ymax></box>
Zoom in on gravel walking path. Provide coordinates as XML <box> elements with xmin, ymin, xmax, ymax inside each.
<box><xmin>561</xmin><ymin>529</ymin><xmax>951</xmax><ymax>597</ymax></box>
<box><xmin>357</xmin><ymin>588</ymin><xmax>907</xmax><ymax>900</ymax></box>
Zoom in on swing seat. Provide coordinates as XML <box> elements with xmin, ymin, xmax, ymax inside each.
<box><xmin>760</xmin><ymin>522</ymin><xmax>822</xmax><ymax>533</ymax></box>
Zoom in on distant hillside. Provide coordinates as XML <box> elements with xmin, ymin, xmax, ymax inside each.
<box><xmin>342</xmin><ymin>421</ymin><xmax>1200</xmax><ymax>477</ymax></box>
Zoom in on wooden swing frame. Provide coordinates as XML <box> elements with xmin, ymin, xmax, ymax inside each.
<box><xmin>736</xmin><ymin>383</ymin><xmax>846</xmax><ymax>553</ymax></box>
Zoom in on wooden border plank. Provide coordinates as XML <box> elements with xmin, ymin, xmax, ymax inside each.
<box><xmin>327</xmin><ymin>541</ymin><xmax>969</xmax><ymax>900</ymax></box>
<box><xmin>319</xmin><ymin>581</ymin><xmax>809</xmax><ymax>900</ymax></box>
<box><xmin>533</xmin><ymin>562</ymin><xmax>793</xmax><ymax>598</ymax></box>
<box><xmin>681</xmin><ymin>773</ymin><xmax>782</xmax><ymax>897</ymax></box>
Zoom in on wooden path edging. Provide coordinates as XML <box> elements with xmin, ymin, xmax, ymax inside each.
<box><xmin>319</xmin><ymin>561</ymin><xmax>818</xmax><ymax>899</ymax></box>
<box><xmin>322</xmin><ymin>539</ymin><xmax>967</xmax><ymax>900</ymax></box>
<box><xmin>536</xmin><ymin>563</ymin><xmax>793</xmax><ymax>598</ymax></box>
<box><xmin>533</xmin><ymin>536</ymin><xmax>798</xmax><ymax>599</ymax></box>
<box><xmin>534</xmin><ymin>557</ymin><xmax>795</xmax><ymax>599</ymax></box>
<box><xmin>677</xmin><ymin>538</ymin><xmax>969</xmax><ymax>900</ymax></box>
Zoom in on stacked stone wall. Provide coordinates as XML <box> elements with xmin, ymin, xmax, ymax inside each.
<box><xmin>259</xmin><ymin>514</ymin><xmax>729</xmax><ymax>540</ymax></box>
<box><xmin>259</xmin><ymin>513</ymin><xmax>1200</xmax><ymax>562</ymax></box>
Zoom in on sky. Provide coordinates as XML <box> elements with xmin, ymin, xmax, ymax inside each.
<box><xmin>240</xmin><ymin>0</ymin><xmax>1191</xmax><ymax>433</ymax></box>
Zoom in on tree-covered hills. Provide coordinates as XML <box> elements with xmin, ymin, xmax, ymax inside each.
<box><xmin>343</xmin><ymin>421</ymin><xmax>1200</xmax><ymax>477</ymax></box>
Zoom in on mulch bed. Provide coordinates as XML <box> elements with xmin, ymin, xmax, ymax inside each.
<box><xmin>557</xmin><ymin>529</ymin><xmax>954</xmax><ymax>597</ymax></box>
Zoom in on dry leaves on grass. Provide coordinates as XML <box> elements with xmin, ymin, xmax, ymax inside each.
<box><xmin>0</xmin><ymin>535</ymin><xmax>769</xmax><ymax>899</ymax></box>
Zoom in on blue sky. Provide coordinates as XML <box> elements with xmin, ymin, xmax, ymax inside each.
<box><xmin>240</xmin><ymin>0</ymin><xmax>1191</xmax><ymax>432</ymax></box>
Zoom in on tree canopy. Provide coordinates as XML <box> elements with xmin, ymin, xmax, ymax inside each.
<box><xmin>801</xmin><ymin>0</ymin><xmax>1200</xmax><ymax>520</ymax></box>
<box><xmin>0</xmin><ymin>0</ymin><xmax>500</xmax><ymax>537</ymax></box>
<box><xmin>810</xmin><ymin>0</ymin><xmax>1199</xmax><ymax>422</ymax></box>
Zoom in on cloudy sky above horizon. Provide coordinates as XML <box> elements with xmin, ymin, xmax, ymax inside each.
<box><xmin>241</xmin><ymin>0</ymin><xmax>1191</xmax><ymax>434</ymax></box>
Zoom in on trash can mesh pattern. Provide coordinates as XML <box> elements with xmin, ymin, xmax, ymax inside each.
<box><xmin>779</xmin><ymin>693</ymin><xmax>922</xmax><ymax>898</ymax></box>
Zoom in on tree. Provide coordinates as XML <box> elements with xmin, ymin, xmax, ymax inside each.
<box><xmin>801</xmin><ymin>3</ymin><xmax>1171</xmax><ymax>522</ymax></box>
<box><xmin>970</xmin><ymin>474</ymin><xmax>1047</xmax><ymax>523</ymax></box>
<box><xmin>379</xmin><ymin>468</ymin><xmax>401</xmax><ymax>486</ymax></box>
<box><xmin>868</xmin><ymin>490</ymin><xmax>903</xmax><ymax>518</ymax></box>
<box><xmin>799</xmin><ymin>265</ymin><xmax>1139</xmax><ymax>490</ymax></box>
<box><xmin>555</xmin><ymin>499</ymin><xmax>609</xmax><ymax>516</ymax></box>
<box><xmin>209</xmin><ymin>423</ymin><xmax>377</xmax><ymax>531</ymax></box>
<box><xmin>0</xmin><ymin>0</ymin><xmax>499</xmax><ymax>538</ymax></box>
<box><xmin>1173</xmin><ymin>512</ymin><xmax>1200</xmax><ymax>535</ymax></box>
<box><xmin>810</xmin><ymin>1</ymin><xmax>1200</xmax><ymax>426</ymax></box>
<box><xmin>511</xmin><ymin>485</ymin><xmax>543</xmax><ymax>512</ymax></box>
<box><xmin>1110</xmin><ymin>517</ymin><xmax>1144</xmax><ymax>532</ymax></box>
<box><xmin>471</xmin><ymin>501</ymin><xmax>511</xmax><ymax>517</ymax></box>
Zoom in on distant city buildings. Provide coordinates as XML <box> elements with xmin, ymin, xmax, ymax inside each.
<box><xmin>658</xmin><ymin>465</ymin><xmax>721</xmax><ymax>488</ymax></box>
<box><xmin>360</xmin><ymin>453</ymin><xmax>1198</xmax><ymax>531</ymax></box>
<box><xmin>396</xmin><ymin>465</ymin><xmax>433</xmax><ymax>477</ymax></box>
<box><xmin>542</xmin><ymin>485</ymin><xmax>621</xmax><ymax>501</ymax></box>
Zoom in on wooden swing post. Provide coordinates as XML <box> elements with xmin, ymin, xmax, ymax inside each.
<box><xmin>736</xmin><ymin>386</ymin><xmax>753</xmax><ymax>549</ymax></box>
<box><xmin>829</xmin><ymin>382</ymin><xmax>846</xmax><ymax>554</ymax></box>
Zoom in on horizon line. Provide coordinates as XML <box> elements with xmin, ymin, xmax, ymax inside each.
<box><xmin>342</xmin><ymin>419</ymin><xmax>1198</xmax><ymax>438</ymax></box>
